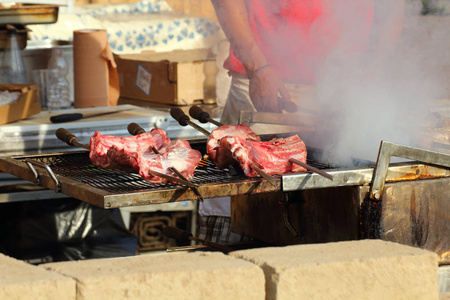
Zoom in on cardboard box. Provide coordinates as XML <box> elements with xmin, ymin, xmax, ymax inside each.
<box><xmin>115</xmin><ymin>49</ymin><xmax>217</xmax><ymax>106</ymax></box>
<box><xmin>0</xmin><ymin>84</ymin><xmax>41</xmax><ymax>125</ymax></box>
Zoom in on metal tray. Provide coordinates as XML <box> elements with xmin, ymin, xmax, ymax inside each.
<box><xmin>0</xmin><ymin>5</ymin><xmax>59</xmax><ymax>25</ymax></box>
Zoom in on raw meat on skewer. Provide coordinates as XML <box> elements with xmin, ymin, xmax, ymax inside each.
<box><xmin>89</xmin><ymin>129</ymin><xmax>201</xmax><ymax>184</ymax></box>
<box><xmin>136</xmin><ymin>139</ymin><xmax>202</xmax><ymax>184</ymax></box>
<box><xmin>206</xmin><ymin>124</ymin><xmax>260</xmax><ymax>169</ymax></box>
<box><xmin>89</xmin><ymin>129</ymin><xmax>170</xmax><ymax>169</ymax></box>
<box><xmin>219</xmin><ymin>134</ymin><xmax>307</xmax><ymax>177</ymax></box>
<box><xmin>206</xmin><ymin>124</ymin><xmax>307</xmax><ymax>176</ymax></box>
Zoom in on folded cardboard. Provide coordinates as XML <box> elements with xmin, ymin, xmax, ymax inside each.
<box><xmin>0</xmin><ymin>84</ymin><xmax>41</xmax><ymax>125</ymax></box>
<box><xmin>115</xmin><ymin>49</ymin><xmax>217</xmax><ymax>106</ymax></box>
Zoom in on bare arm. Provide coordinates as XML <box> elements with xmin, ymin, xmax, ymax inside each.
<box><xmin>211</xmin><ymin>0</ymin><xmax>290</xmax><ymax>112</ymax></box>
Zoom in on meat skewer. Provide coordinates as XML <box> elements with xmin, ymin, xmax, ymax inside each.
<box><xmin>55</xmin><ymin>128</ymin><xmax>199</xmax><ymax>188</ymax></box>
<box><xmin>170</xmin><ymin>107</ymin><xmax>277</xmax><ymax>186</ymax></box>
<box><xmin>289</xmin><ymin>158</ymin><xmax>333</xmax><ymax>181</ymax></box>
<box><xmin>55</xmin><ymin>128</ymin><xmax>90</xmax><ymax>150</ymax></box>
<box><xmin>170</xmin><ymin>107</ymin><xmax>212</xmax><ymax>137</ymax></box>
<box><xmin>193</xmin><ymin>106</ymin><xmax>333</xmax><ymax>181</ymax></box>
<box><xmin>127</xmin><ymin>123</ymin><xmax>204</xmax><ymax>202</ymax></box>
<box><xmin>188</xmin><ymin>105</ymin><xmax>224</xmax><ymax>127</ymax></box>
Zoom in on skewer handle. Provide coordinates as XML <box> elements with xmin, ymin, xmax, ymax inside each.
<box><xmin>170</xmin><ymin>107</ymin><xmax>191</xmax><ymax>126</ymax></box>
<box><xmin>188</xmin><ymin>105</ymin><xmax>209</xmax><ymax>123</ymax></box>
<box><xmin>170</xmin><ymin>107</ymin><xmax>211</xmax><ymax>137</ymax></box>
<box><xmin>55</xmin><ymin>128</ymin><xmax>89</xmax><ymax>150</ymax></box>
<box><xmin>127</xmin><ymin>122</ymin><xmax>146</xmax><ymax>136</ymax></box>
<box><xmin>55</xmin><ymin>128</ymin><xmax>76</xmax><ymax>145</ymax></box>
<box><xmin>189</xmin><ymin>105</ymin><xmax>224</xmax><ymax>127</ymax></box>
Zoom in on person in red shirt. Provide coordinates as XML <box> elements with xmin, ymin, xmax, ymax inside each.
<box><xmin>215</xmin><ymin>0</ymin><xmax>405</xmax><ymax>115</ymax></box>
<box><xmin>197</xmin><ymin>0</ymin><xmax>405</xmax><ymax>244</ymax></box>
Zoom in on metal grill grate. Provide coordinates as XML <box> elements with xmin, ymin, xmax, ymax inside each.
<box><xmin>21</xmin><ymin>152</ymin><xmax>233</xmax><ymax>193</ymax></box>
<box><xmin>17</xmin><ymin>148</ymin><xmax>335</xmax><ymax>194</ymax></box>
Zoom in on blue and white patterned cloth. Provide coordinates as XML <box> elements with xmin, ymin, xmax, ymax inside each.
<box><xmin>27</xmin><ymin>0</ymin><xmax>225</xmax><ymax>54</ymax></box>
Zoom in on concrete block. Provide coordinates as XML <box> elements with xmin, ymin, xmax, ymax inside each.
<box><xmin>230</xmin><ymin>240</ymin><xmax>439</xmax><ymax>300</ymax></box>
<box><xmin>42</xmin><ymin>251</ymin><xmax>265</xmax><ymax>300</ymax></box>
<box><xmin>440</xmin><ymin>293</ymin><xmax>450</xmax><ymax>300</ymax></box>
<box><xmin>0</xmin><ymin>253</ymin><xmax>76</xmax><ymax>300</ymax></box>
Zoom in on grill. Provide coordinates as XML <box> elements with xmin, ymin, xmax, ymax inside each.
<box><xmin>0</xmin><ymin>140</ymin><xmax>340</xmax><ymax>208</ymax></box>
<box><xmin>25</xmin><ymin>151</ymin><xmax>231</xmax><ymax>194</ymax></box>
<box><xmin>0</xmin><ymin>134</ymin><xmax>449</xmax><ymax>264</ymax></box>
<box><xmin>0</xmin><ymin>139</ymin><xmax>448</xmax><ymax>209</ymax></box>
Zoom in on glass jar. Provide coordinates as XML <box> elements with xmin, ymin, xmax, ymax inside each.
<box><xmin>0</xmin><ymin>25</ymin><xmax>27</xmax><ymax>84</ymax></box>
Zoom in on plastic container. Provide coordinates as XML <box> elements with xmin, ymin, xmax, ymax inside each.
<box><xmin>46</xmin><ymin>48</ymin><xmax>71</xmax><ymax>110</ymax></box>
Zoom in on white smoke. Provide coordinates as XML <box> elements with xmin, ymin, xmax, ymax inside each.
<box><xmin>304</xmin><ymin>4</ymin><xmax>448</xmax><ymax>166</ymax></box>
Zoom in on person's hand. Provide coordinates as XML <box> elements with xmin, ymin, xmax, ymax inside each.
<box><xmin>248</xmin><ymin>66</ymin><xmax>290</xmax><ymax>113</ymax></box>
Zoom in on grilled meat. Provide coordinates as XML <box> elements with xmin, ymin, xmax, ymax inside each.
<box><xmin>206</xmin><ymin>124</ymin><xmax>307</xmax><ymax>176</ymax></box>
<box><xmin>207</xmin><ymin>124</ymin><xmax>260</xmax><ymax>169</ymax></box>
<box><xmin>89</xmin><ymin>129</ymin><xmax>170</xmax><ymax>169</ymax></box>
<box><xmin>89</xmin><ymin>129</ymin><xmax>201</xmax><ymax>183</ymax></box>
<box><xmin>137</xmin><ymin>139</ymin><xmax>202</xmax><ymax>184</ymax></box>
<box><xmin>220</xmin><ymin>134</ymin><xmax>307</xmax><ymax>177</ymax></box>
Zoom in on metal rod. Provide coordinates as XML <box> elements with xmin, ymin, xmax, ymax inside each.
<box><xmin>250</xmin><ymin>163</ymin><xmax>277</xmax><ymax>186</ymax></box>
<box><xmin>24</xmin><ymin>158</ymin><xmax>61</xmax><ymax>192</ymax></box>
<box><xmin>163</xmin><ymin>226</ymin><xmax>233</xmax><ymax>253</ymax></box>
<box><xmin>170</xmin><ymin>107</ymin><xmax>212</xmax><ymax>137</ymax></box>
<box><xmin>289</xmin><ymin>158</ymin><xmax>333</xmax><ymax>181</ymax></box>
<box><xmin>186</xmin><ymin>120</ymin><xmax>211</xmax><ymax>137</ymax></box>
<box><xmin>206</xmin><ymin>118</ymin><xmax>223</xmax><ymax>127</ymax></box>
<box><xmin>166</xmin><ymin>245</ymin><xmax>209</xmax><ymax>252</ymax></box>
<box><xmin>146</xmin><ymin>169</ymin><xmax>198</xmax><ymax>188</ymax></box>
<box><xmin>151</xmin><ymin>146</ymin><xmax>204</xmax><ymax>202</ymax></box>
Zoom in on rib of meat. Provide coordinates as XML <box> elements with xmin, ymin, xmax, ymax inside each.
<box><xmin>136</xmin><ymin>139</ymin><xmax>202</xmax><ymax>184</ymax></box>
<box><xmin>219</xmin><ymin>134</ymin><xmax>307</xmax><ymax>177</ymax></box>
<box><xmin>106</xmin><ymin>129</ymin><xmax>171</xmax><ymax>171</ymax></box>
<box><xmin>90</xmin><ymin>129</ymin><xmax>201</xmax><ymax>184</ymax></box>
<box><xmin>89</xmin><ymin>129</ymin><xmax>170</xmax><ymax>169</ymax></box>
<box><xmin>207</xmin><ymin>124</ymin><xmax>260</xmax><ymax>169</ymax></box>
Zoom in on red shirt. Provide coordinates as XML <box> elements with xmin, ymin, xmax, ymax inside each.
<box><xmin>224</xmin><ymin>0</ymin><xmax>374</xmax><ymax>84</ymax></box>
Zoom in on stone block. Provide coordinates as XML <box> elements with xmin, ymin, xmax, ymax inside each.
<box><xmin>0</xmin><ymin>253</ymin><xmax>76</xmax><ymax>300</ymax></box>
<box><xmin>230</xmin><ymin>240</ymin><xmax>439</xmax><ymax>300</ymax></box>
<box><xmin>43</xmin><ymin>251</ymin><xmax>265</xmax><ymax>300</ymax></box>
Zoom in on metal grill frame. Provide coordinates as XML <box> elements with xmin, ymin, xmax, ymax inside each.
<box><xmin>0</xmin><ymin>144</ymin><xmax>338</xmax><ymax>209</ymax></box>
<box><xmin>1</xmin><ymin>141</ymin><xmax>448</xmax><ymax>209</ymax></box>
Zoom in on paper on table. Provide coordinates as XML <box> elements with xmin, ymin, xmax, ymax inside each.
<box><xmin>73</xmin><ymin>29</ymin><xmax>119</xmax><ymax>108</ymax></box>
